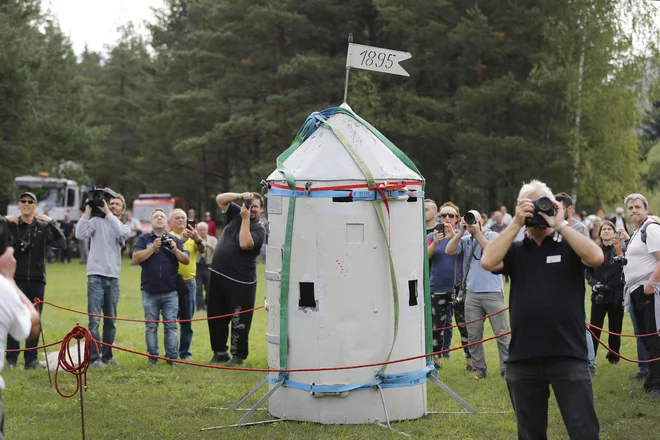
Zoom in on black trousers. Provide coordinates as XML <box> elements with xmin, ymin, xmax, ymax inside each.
<box><xmin>6</xmin><ymin>280</ymin><xmax>45</xmax><ymax>365</ymax></box>
<box><xmin>630</xmin><ymin>286</ymin><xmax>660</xmax><ymax>392</ymax></box>
<box><xmin>506</xmin><ymin>357</ymin><xmax>599</xmax><ymax>440</ymax></box>
<box><xmin>196</xmin><ymin>263</ymin><xmax>210</xmax><ymax>311</ymax></box>
<box><xmin>207</xmin><ymin>271</ymin><xmax>256</xmax><ymax>360</ymax></box>
<box><xmin>589</xmin><ymin>300</ymin><xmax>624</xmax><ymax>360</ymax></box>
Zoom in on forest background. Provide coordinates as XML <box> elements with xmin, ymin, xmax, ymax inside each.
<box><xmin>3</xmin><ymin>0</ymin><xmax>660</xmax><ymax>216</ymax></box>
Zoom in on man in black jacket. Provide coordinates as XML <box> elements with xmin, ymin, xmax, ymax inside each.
<box><xmin>5</xmin><ymin>192</ymin><xmax>66</xmax><ymax>369</ymax></box>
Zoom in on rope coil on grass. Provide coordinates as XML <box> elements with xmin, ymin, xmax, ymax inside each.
<box><xmin>55</xmin><ymin>325</ymin><xmax>97</xmax><ymax>398</ymax></box>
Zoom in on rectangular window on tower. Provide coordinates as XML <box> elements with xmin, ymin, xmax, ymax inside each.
<box><xmin>299</xmin><ymin>282</ymin><xmax>317</xmax><ymax>309</ymax></box>
<box><xmin>408</xmin><ymin>280</ymin><xmax>418</xmax><ymax>306</ymax></box>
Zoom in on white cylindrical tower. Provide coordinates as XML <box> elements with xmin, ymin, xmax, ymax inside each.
<box><xmin>263</xmin><ymin>105</ymin><xmax>430</xmax><ymax>424</ymax></box>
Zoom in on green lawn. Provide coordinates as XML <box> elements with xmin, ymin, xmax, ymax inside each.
<box><xmin>2</xmin><ymin>258</ymin><xmax>660</xmax><ymax>439</ymax></box>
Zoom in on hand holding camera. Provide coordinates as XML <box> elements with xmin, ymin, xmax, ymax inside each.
<box><xmin>152</xmin><ymin>237</ymin><xmax>163</xmax><ymax>250</ymax></box>
<box><xmin>161</xmin><ymin>235</ymin><xmax>173</xmax><ymax>251</ymax></box>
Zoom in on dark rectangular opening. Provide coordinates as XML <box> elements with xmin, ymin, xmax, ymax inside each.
<box><xmin>408</xmin><ymin>280</ymin><xmax>418</xmax><ymax>306</ymax></box>
<box><xmin>406</xmin><ymin>197</ymin><xmax>418</xmax><ymax>202</ymax></box>
<box><xmin>299</xmin><ymin>282</ymin><xmax>316</xmax><ymax>308</ymax></box>
<box><xmin>332</xmin><ymin>191</ymin><xmax>353</xmax><ymax>203</ymax></box>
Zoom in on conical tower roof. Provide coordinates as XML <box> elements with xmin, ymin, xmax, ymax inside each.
<box><xmin>267</xmin><ymin>105</ymin><xmax>422</xmax><ymax>183</ymax></box>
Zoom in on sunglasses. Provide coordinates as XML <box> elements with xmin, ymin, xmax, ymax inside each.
<box><xmin>439</xmin><ymin>213</ymin><xmax>456</xmax><ymax>218</ymax></box>
<box><xmin>19</xmin><ymin>200</ymin><xmax>36</xmax><ymax>205</ymax></box>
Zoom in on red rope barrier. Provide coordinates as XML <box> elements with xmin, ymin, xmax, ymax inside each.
<box><xmin>587</xmin><ymin>327</ymin><xmax>660</xmax><ymax>364</ymax></box>
<box><xmin>432</xmin><ymin>307</ymin><xmax>509</xmax><ymax>332</ymax></box>
<box><xmin>5</xmin><ymin>339</ymin><xmax>64</xmax><ymax>353</ymax></box>
<box><xmin>586</xmin><ymin>321</ymin><xmax>660</xmax><ymax>338</ymax></box>
<box><xmin>55</xmin><ymin>325</ymin><xmax>97</xmax><ymax>398</ymax></box>
<box><xmin>34</xmin><ymin>299</ymin><xmax>263</xmax><ymax>324</ymax></box>
<box><xmin>93</xmin><ymin>331</ymin><xmax>511</xmax><ymax>373</ymax></box>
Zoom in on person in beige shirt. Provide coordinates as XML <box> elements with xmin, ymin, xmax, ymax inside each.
<box><xmin>195</xmin><ymin>222</ymin><xmax>217</xmax><ymax>313</ymax></box>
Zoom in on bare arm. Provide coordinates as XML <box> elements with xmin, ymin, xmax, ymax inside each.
<box><xmin>481</xmin><ymin>223</ymin><xmax>520</xmax><ymax>272</ymax></box>
<box><xmin>133</xmin><ymin>239</ymin><xmax>159</xmax><ymax>264</ymax></box>
<box><xmin>557</xmin><ymin>225</ymin><xmax>603</xmax><ymax>268</ymax></box>
<box><xmin>216</xmin><ymin>192</ymin><xmax>241</xmax><ymax>212</ymax></box>
<box><xmin>445</xmin><ymin>224</ymin><xmax>465</xmax><ymax>256</ymax></box>
<box><xmin>643</xmin><ymin>251</ymin><xmax>660</xmax><ymax>295</ymax></box>
<box><xmin>482</xmin><ymin>199</ymin><xmax>533</xmax><ymax>272</ymax></box>
<box><xmin>173</xmin><ymin>247</ymin><xmax>190</xmax><ymax>264</ymax></box>
<box><xmin>239</xmin><ymin>218</ymin><xmax>254</xmax><ymax>250</ymax></box>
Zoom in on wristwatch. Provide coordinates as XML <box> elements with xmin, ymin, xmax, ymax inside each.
<box><xmin>555</xmin><ymin>220</ymin><xmax>569</xmax><ymax>234</ymax></box>
<box><xmin>650</xmin><ymin>281</ymin><xmax>658</xmax><ymax>288</ymax></box>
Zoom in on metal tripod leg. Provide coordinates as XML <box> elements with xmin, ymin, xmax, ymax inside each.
<box><xmin>231</xmin><ymin>376</ymin><xmax>269</xmax><ymax>410</ymax></box>
<box><xmin>236</xmin><ymin>377</ymin><xmax>284</xmax><ymax>425</ymax></box>
<box><xmin>376</xmin><ymin>385</ymin><xmax>411</xmax><ymax>437</ymax></box>
<box><xmin>201</xmin><ymin>418</ymin><xmax>285</xmax><ymax>431</ymax></box>
<box><xmin>428</xmin><ymin>374</ymin><xmax>477</xmax><ymax>413</ymax></box>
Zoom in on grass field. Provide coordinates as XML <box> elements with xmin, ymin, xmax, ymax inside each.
<box><xmin>2</xmin><ymin>258</ymin><xmax>660</xmax><ymax>439</ymax></box>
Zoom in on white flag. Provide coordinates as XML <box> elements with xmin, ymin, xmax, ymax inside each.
<box><xmin>346</xmin><ymin>43</ymin><xmax>412</xmax><ymax>77</ymax></box>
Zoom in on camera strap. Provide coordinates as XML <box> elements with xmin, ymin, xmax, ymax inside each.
<box><xmin>460</xmin><ymin>238</ymin><xmax>479</xmax><ymax>293</ymax></box>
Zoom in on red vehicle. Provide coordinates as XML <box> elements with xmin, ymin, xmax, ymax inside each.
<box><xmin>132</xmin><ymin>194</ymin><xmax>184</xmax><ymax>233</ymax></box>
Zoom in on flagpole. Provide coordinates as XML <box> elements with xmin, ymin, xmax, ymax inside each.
<box><xmin>343</xmin><ymin>33</ymin><xmax>353</xmax><ymax>104</ymax></box>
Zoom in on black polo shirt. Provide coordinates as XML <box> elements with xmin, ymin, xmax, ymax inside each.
<box><xmin>494</xmin><ymin>234</ymin><xmax>587</xmax><ymax>362</ymax></box>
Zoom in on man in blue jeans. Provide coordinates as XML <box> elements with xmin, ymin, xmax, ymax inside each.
<box><xmin>75</xmin><ymin>194</ymin><xmax>131</xmax><ymax>368</ymax></box>
<box><xmin>169</xmin><ymin>209</ymin><xmax>205</xmax><ymax>360</ymax></box>
<box><xmin>133</xmin><ymin>209</ymin><xmax>189</xmax><ymax>365</ymax></box>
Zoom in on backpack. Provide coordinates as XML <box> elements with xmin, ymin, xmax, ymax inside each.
<box><xmin>641</xmin><ymin>220</ymin><xmax>660</xmax><ymax>244</ymax></box>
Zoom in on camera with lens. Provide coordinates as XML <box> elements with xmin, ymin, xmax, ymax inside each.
<box><xmin>464</xmin><ymin>212</ymin><xmax>477</xmax><ymax>225</ymax></box>
<box><xmin>243</xmin><ymin>198</ymin><xmax>253</xmax><ymax>209</ymax></box>
<box><xmin>525</xmin><ymin>197</ymin><xmax>555</xmax><ymax>228</ymax></box>
<box><xmin>613</xmin><ymin>255</ymin><xmax>627</xmax><ymax>266</ymax></box>
<box><xmin>87</xmin><ymin>185</ymin><xmax>117</xmax><ymax>218</ymax></box>
<box><xmin>160</xmin><ymin>233</ymin><xmax>173</xmax><ymax>251</ymax></box>
<box><xmin>592</xmin><ymin>283</ymin><xmax>612</xmax><ymax>305</ymax></box>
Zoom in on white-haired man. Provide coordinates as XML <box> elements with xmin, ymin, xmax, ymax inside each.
<box><xmin>482</xmin><ymin>180</ymin><xmax>603</xmax><ymax>440</ymax></box>
<box><xmin>622</xmin><ymin>193</ymin><xmax>659</xmax><ymax>393</ymax></box>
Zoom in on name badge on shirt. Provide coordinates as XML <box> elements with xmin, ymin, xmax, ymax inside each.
<box><xmin>546</xmin><ymin>255</ymin><xmax>561</xmax><ymax>264</ymax></box>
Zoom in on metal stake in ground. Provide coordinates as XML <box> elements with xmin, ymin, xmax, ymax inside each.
<box><xmin>76</xmin><ymin>327</ymin><xmax>86</xmax><ymax>440</ymax></box>
<box><xmin>40</xmin><ymin>323</ymin><xmax>53</xmax><ymax>387</ymax></box>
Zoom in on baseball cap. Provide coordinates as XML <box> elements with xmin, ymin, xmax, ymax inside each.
<box><xmin>19</xmin><ymin>192</ymin><xmax>38</xmax><ymax>203</ymax></box>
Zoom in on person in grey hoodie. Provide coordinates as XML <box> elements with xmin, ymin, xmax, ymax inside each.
<box><xmin>75</xmin><ymin>194</ymin><xmax>131</xmax><ymax>368</ymax></box>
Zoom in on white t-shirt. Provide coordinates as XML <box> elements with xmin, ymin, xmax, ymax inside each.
<box><xmin>0</xmin><ymin>275</ymin><xmax>33</xmax><ymax>390</ymax></box>
<box><xmin>623</xmin><ymin>220</ymin><xmax>660</xmax><ymax>289</ymax></box>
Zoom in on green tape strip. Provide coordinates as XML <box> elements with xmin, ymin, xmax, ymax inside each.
<box><xmin>335</xmin><ymin>106</ymin><xmax>432</xmax><ymax>360</ymax></box>
<box><xmin>316</xmin><ymin>117</ymin><xmax>399</xmax><ymax>373</ymax></box>
<box><xmin>279</xmin><ymin>197</ymin><xmax>296</xmax><ymax>369</ymax></box>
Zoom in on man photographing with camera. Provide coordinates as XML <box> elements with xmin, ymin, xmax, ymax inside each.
<box><xmin>481</xmin><ymin>180</ymin><xmax>603</xmax><ymax>440</ymax></box>
<box><xmin>4</xmin><ymin>192</ymin><xmax>65</xmax><ymax>370</ymax></box>
<box><xmin>133</xmin><ymin>209</ymin><xmax>190</xmax><ymax>365</ymax></box>
<box><xmin>168</xmin><ymin>209</ymin><xmax>205</xmax><ymax>360</ymax></box>
<box><xmin>75</xmin><ymin>193</ymin><xmax>131</xmax><ymax>368</ymax></box>
<box><xmin>445</xmin><ymin>210</ymin><xmax>510</xmax><ymax>380</ymax></box>
<box><xmin>207</xmin><ymin>192</ymin><xmax>266</xmax><ymax>366</ymax></box>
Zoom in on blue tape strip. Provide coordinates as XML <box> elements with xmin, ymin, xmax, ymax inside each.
<box><xmin>268</xmin><ymin>188</ymin><xmax>424</xmax><ymax>200</ymax></box>
<box><xmin>269</xmin><ymin>365</ymin><xmax>434</xmax><ymax>394</ymax></box>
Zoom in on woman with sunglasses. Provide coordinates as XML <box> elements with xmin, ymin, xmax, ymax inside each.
<box><xmin>427</xmin><ymin>202</ymin><xmax>471</xmax><ymax>370</ymax></box>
